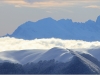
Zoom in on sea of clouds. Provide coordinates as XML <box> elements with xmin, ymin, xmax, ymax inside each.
<box><xmin>0</xmin><ymin>37</ymin><xmax>100</xmax><ymax>52</ymax></box>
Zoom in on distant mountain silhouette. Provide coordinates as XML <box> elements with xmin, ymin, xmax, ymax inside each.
<box><xmin>5</xmin><ymin>16</ymin><xmax>100</xmax><ymax>41</ymax></box>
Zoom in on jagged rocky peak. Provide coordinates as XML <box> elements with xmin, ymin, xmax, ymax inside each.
<box><xmin>2</xmin><ymin>33</ymin><xmax>10</xmax><ymax>37</ymax></box>
<box><xmin>37</xmin><ymin>17</ymin><xmax>56</xmax><ymax>23</ymax></box>
<box><xmin>21</xmin><ymin>21</ymin><xmax>34</xmax><ymax>26</ymax></box>
<box><xmin>85</xmin><ymin>20</ymin><xmax>95</xmax><ymax>24</ymax></box>
<box><xmin>96</xmin><ymin>15</ymin><xmax>100</xmax><ymax>25</ymax></box>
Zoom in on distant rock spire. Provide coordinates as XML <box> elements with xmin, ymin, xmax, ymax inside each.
<box><xmin>96</xmin><ymin>15</ymin><xmax>100</xmax><ymax>25</ymax></box>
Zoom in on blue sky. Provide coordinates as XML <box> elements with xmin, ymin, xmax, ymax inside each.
<box><xmin>0</xmin><ymin>0</ymin><xmax>100</xmax><ymax>36</ymax></box>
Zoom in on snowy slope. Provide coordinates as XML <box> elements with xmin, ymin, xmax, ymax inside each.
<box><xmin>88</xmin><ymin>48</ymin><xmax>100</xmax><ymax>61</ymax></box>
<box><xmin>0</xmin><ymin>47</ymin><xmax>100</xmax><ymax>74</ymax></box>
<box><xmin>7</xmin><ymin>16</ymin><xmax>100</xmax><ymax>41</ymax></box>
<box><xmin>68</xmin><ymin>49</ymin><xmax>100</xmax><ymax>74</ymax></box>
<box><xmin>0</xmin><ymin>49</ymin><xmax>46</xmax><ymax>64</ymax></box>
<box><xmin>0</xmin><ymin>47</ymin><xmax>100</xmax><ymax>66</ymax></box>
<box><xmin>33</xmin><ymin>47</ymin><xmax>72</xmax><ymax>62</ymax></box>
<box><xmin>0</xmin><ymin>48</ymin><xmax>73</xmax><ymax>64</ymax></box>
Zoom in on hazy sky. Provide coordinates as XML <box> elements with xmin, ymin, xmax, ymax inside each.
<box><xmin>0</xmin><ymin>0</ymin><xmax>100</xmax><ymax>36</ymax></box>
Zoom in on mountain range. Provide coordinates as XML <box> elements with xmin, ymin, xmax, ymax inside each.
<box><xmin>1</xmin><ymin>15</ymin><xmax>100</xmax><ymax>74</ymax></box>
<box><xmin>4</xmin><ymin>15</ymin><xmax>100</xmax><ymax>41</ymax></box>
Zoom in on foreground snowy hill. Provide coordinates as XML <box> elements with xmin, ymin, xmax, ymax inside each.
<box><xmin>88</xmin><ymin>49</ymin><xmax>100</xmax><ymax>61</ymax></box>
<box><xmin>0</xmin><ymin>47</ymin><xmax>100</xmax><ymax>74</ymax></box>
<box><xmin>5</xmin><ymin>16</ymin><xmax>100</xmax><ymax>41</ymax></box>
<box><xmin>0</xmin><ymin>48</ymin><xmax>73</xmax><ymax>64</ymax></box>
<box><xmin>0</xmin><ymin>47</ymin><xmax>100</xmax><ymax>64</ymax></box>
<box><xmin>67</xmin><ymin>50</ymin><xmax>100</xmax><ymax>74</ymax></box>
<box><xmin>0</xmin><ymin>49</ymin><xmax>46</xmax><ymax>64</ymax></box>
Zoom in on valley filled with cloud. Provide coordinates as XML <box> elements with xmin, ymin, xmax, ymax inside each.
<box><xmin>0</xmin><ymin>37</ymin><xmax>100</xmax><ymax>51</ymax></box>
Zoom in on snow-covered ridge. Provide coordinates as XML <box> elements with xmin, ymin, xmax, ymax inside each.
<box><xmin>5</xmin><ymin>15</ymin><xmax>100</xmax><ymax>41</ymax></box>
<box><xmin>0</xmin><ymin>47</ymin><xmax>100</xmax><ymax>65</ymax></box>
<box><xmin>0</xmin><ymin>47</ymin><xmax>100</xmax><ymax>74</ymax></box>
<box><xmin>68</xmin><ymin>49</ymin><xmax>100</xmax><ymax>73</ymax></box>
<box><xmin>0</xmin><ymin>48</ymin><xmax>72</xmax><ymax>64</ymax></box>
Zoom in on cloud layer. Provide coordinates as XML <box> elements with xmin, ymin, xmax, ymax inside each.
<box><xmin>0</xmin><ymin>37</ymin><xmax>100</xmax><ymax>52</ymax></box>
<box><xmin>1</xmin><ymin>0</ymin><xmax>100</xmax><ymax>8</ymax></box>
<box><xmin>85</xmin><ymin>5</ymin><xmax>100</xmax><ymax>9</ymax></box>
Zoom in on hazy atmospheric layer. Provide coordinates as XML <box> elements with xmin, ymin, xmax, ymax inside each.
<box><xmin>0</xmin><ymin>37</ymin><xmax>100</xmax><ymax>51</ymax></box>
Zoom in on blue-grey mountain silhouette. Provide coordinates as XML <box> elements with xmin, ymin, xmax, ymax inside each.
<box><xmin>4</xmin><ymin>16</ymin><xmax>100</xmax><ymax>41</ymax></box>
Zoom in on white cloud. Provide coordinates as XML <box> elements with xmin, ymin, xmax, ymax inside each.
<box><xmin>0</xmin><ymin>37</ymin><xmax>100</xmax><ymax>52</ymax></box>
<box><xmin>46</xmin><ymin>11</ymin><xmax>52</xmax><ymax>13</ymax></box>
<box><xmin>24</xmin><ymin>0</ymin><xmax>47</xmax><ymax>3</ymax></box>
<box><xmin>1</xmin><ymin>0</ymin><xmax>100</xmax><ymax>8</ymax></box>
<box><xmin>85</xmin><ymin>5</ymin><xmax>100</xmax><ymax>9</ymax></box>
<box><xmin>1</xmin><ymin>0</ymin><xmax>74</xmax><ymax>8</ymax></box>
